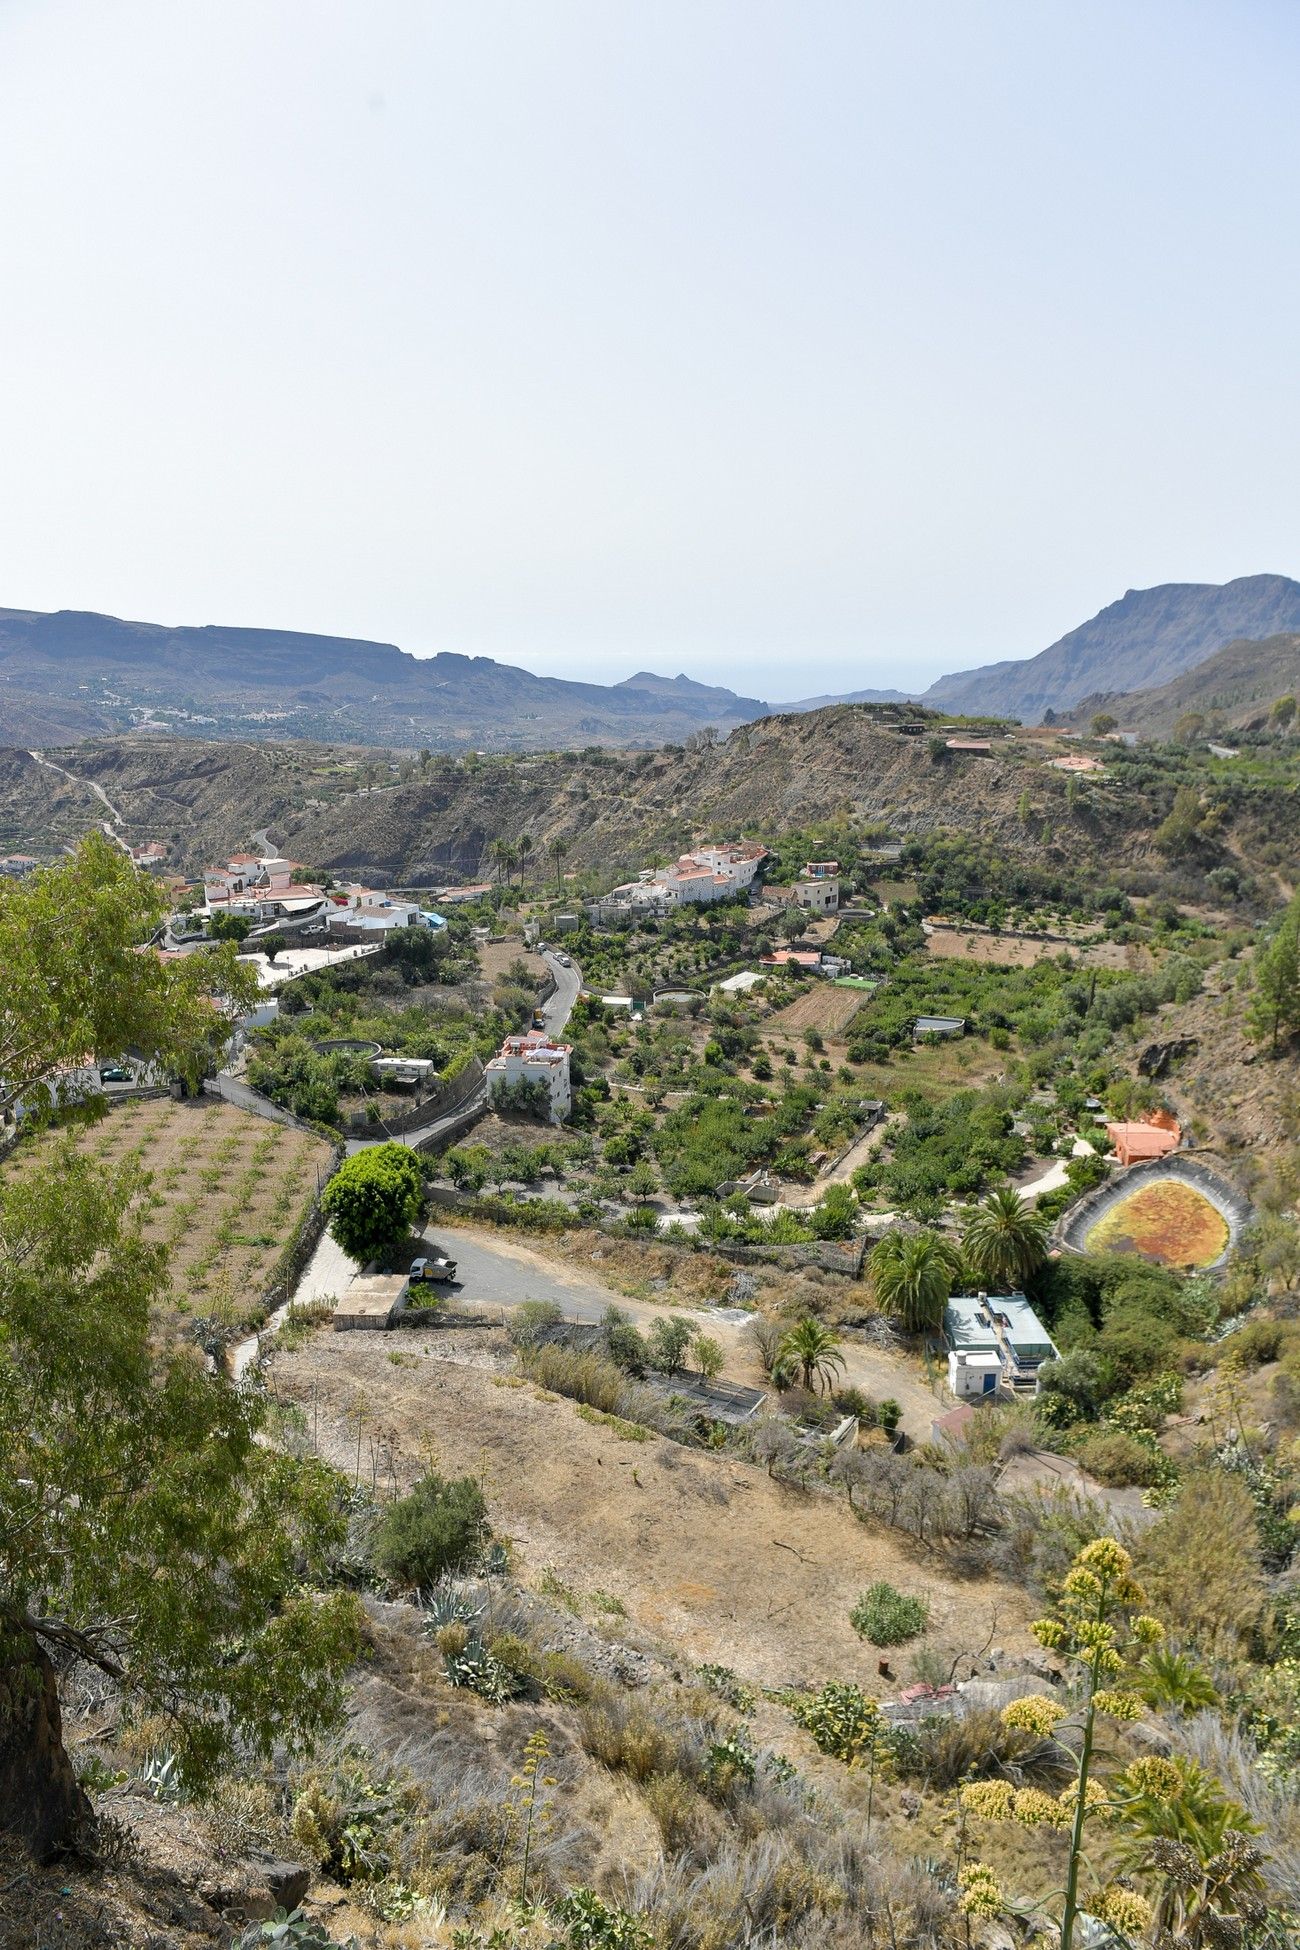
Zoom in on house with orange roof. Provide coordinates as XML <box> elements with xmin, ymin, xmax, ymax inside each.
<box><xmin>1107</xmin><ymin>1116</ymin><xmax>1181</xmax><ymax>1167</ymax></box>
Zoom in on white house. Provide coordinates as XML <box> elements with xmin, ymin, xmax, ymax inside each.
<box><xmin>602</xmin><ymin>842</ymin><xmax>769</xmax><ymax>916</ymax></box>
<box><xmin>943</xmin><ymin>1293</ymin><xmax>1058</xmax><ymax>1400</ymax></box>
<box><xmin>794</xmin><ymin>870</ymin><xmax>840</xmax><ymax>914</ymax></box>
<box><xmin>485</xmin><ymin>1030</ymin><xmax>572</xmax><ymax>1124</ymax></box>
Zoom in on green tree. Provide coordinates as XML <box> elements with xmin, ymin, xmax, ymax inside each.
<box><xmin>775</xmin><ymin>1316</ymin><xmax>846</xmax><ymax>1393</ymax></box>
<box><xmin>208</xmin><ymin>909</ymin><xmax>253</xmax><ymax>943</ymax></box>
<box><xmin>1090</xmin><ymin>713</ymin><xmax>1118</xmax><ymax>736</ymax></box>
<box><xmin>646</xmin><ymin>1315</ymin><xmax>693</xmax><ymax>1375</ymax></box>
<box><xmin>693</xmin><ymin>1333</ymin><xmax>725</xmax><ymax>1381</ymax></box>
<box><xmin>489</xmin><ymin>838</ymin><xmax>515</xmax><ymax>885</ymax></box>
<box><xmin>1270</xmin><ymin>693</ymin><xmax>1296</xmax><ymax>730</ymax></box>
<box><xmin>516</xmin><ymin>833</ymin><xmax>534</xmax><ymax>885</ymax></box>
<box><xmin>369</xmin><ymin>1472</ymin><xmax>489</xmax><ymax>1589</ymax></box>
<box><xmin>1247</xmin><ymin>897</ymin><xmax>1300</xmax><ymax>1052</ymax></box>
<box><xmin>0</xmin><ymin>844</ymin><xmax>354</xmax><ymax>1854</ymax></box>
<box><xmin>0</xmin><ymin>835</ymin><xmax>258</xmax><ymax>1116</ymax></box>
<box><xmin>1155</xmin><ymin>783</ymin><xmax>1205</xmax><ymax>857</ymax></box>
<box><xmin>320</xmin><ymin>1143</ymin><xmax>425</xmax><ymax>1265</ymax></box>
<box><xmin>810</xmin><ymin>1182</ymin><xmax>857</xmax><ymax>1240</ymax></box>
<box><xmin>961</xmin><ymin>1185</ymin><xmax>1050</xmax><ymax>1290</ymax></box>
<box><xmin>868</xmin><ymin>1228</ymin><xmax>960</xmax><ymax>1333</ymax></box>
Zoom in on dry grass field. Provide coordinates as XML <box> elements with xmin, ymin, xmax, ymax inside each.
<box><xmin>924</xmin><ymin>924</ymin><xmax>1150</xmax><ymax>971</ymax></box>
<box><xmin>46</xmin><ymin>1096</ymin><xmax>333</xmax><ymax>1336</ymax></box>
<box><xmin>767</xmin><ymin>983</ymin><xmax>866</xmax><ymax>1038</ymax></box>
<box><xmin>478</xmin><ymin>938</ymin><xmax>546</xmax><ymax>984</ymax></box>
<box><xmin>272</xmin><ymin>1324</ymin><xmax>1033</xmax><ymax>1692</ymax></box>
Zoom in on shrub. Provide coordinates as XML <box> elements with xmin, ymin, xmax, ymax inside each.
<box><xmin>519</xmin><ymin>1343</ymin><xmax>632</xmax><ymax>1417</ymax></box>
<box><xmin>507</xmin><ymin>1297</ymin><xmax>564</xmax><ymax>1347</ymax></box>
<box><xmin>1071</xmin><ymin>1427</ymin><xmax>1158</xmax><ymax>1488</ymax></box>
<box><xmin>787</xmin><ymin>1681</ymin><xmax>881</xmax><ymax>1763</ymax></box>
<box><xmin>369</xmin><ymin>1471</ymin><xmax>489</xmax><ymax>1589</ymax></box>
<box><xmin>579</xmin><ymin>1695</ymin><xmax>694</xmax><ymax>1784</ymax></box>
<box><xmin>896</xmin><ymin>1705</ymin><xmax>1072</xmax><ymax>1790</ymax></box>
<box><xmin>851</xmin><ymin>1582</ymin><xmax>929</xmax><ymax>1645</ymax></box>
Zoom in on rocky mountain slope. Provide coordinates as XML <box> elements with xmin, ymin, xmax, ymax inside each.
<box><xmin>918</xmin><ymin>575</ymin><xmax>1300</xmax><ymax>721</ymax></box>
<box><xmin>1070</xmin><ymin>630</ymin><xmax>1300</xmax><ymax>738</ymax></box>
<box><xmin>0</xmin><ymin>607</ymin><xmax>769</xmax><ymax>750</ymax></box>
<box><xmin>0</xmin><ymin>710</ymin><xmax>1155</xmax><ymax>881</ymax></box>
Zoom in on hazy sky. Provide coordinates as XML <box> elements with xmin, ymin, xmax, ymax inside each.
<box><xmin>2</xmin><ymin>2</ymin><xmax>1298</xmax><ymax>698</ymax></box>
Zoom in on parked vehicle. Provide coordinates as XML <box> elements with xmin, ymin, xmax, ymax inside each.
<box><xmin>531</xmin><ymin>1007</ymin><xmax>547</xmax><ymax>1030</ymax></box>
<box><xmin>100</xmin><ymin>1065</ymin><xmax>133</xmax><ymax>1083</ymax></box>
<box><xmin>409</xmin><ymin>1252</ymin><xmax>457</xmax><ymax>1284</ymax></box>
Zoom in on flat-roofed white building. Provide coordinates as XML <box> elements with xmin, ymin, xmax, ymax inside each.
<box><xmin>485</xmin><ymin>1030</ymin><xmax>572</xmax><ymax>1124</ymax></box>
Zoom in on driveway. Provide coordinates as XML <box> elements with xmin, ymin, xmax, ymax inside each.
<box><xmin>421</xmin><ymin>1224</ymin><xmax>650</xmax><ymax>1324</ymax></box>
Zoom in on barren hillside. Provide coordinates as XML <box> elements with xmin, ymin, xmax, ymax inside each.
<box><xmin>0</xmin><ymin>709</ymin><xmax>1160</xmax><ymax>880</ymax></box>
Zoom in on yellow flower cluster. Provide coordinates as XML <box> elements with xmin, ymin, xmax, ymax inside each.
<box><xmin>1066</xmin><ymin>1539</ymin><xmax>1147</xmax><ymax>1610</ymax></box>
<box><xmin>957</xmin><ymin>1863</ymin><xmax>1003</xmax><ymax>1919</ymax></box>
<box><xmin>1030</xmin><ymin>1616</ymin><xmax>1067</xmax><ymax>1652</ymax></box>
<box><xmin>1093</xmin><ymin>1885</ymin><xmax>1153</xmax><ymax>1935</ymax></box>
<box><xmin>960</xmin><ymin>1780</ymin><xmax>1015</xmax><ymax>1820</ymax></box>
<box><xmin>1000</xmin><ymin>1693</ymin><xmax>1067</xmax><ymax>1736</ymax></box>
<box><xmin>1010</xmin><ymin>1786</ymin><xmax>1069</xmax><ymax>1829</ymax></box>
<box><xmin>1091</xmin><ymin>1689</ymin><xmax>1143</xmax><ymax>1722</ymax></box>
<box><xmin>1076</xmin><ymin>1539</ymin><xmax>1132</xmax><ymax>1579</ymax></box>
<box><xmin>1132</xmin><ymin>1613</ymin><xmax>1165</xmax><ymax>1646</ymax></box>
<box><xmin>1121</xmin><ymin>1756</ymin><xmax>1182</xmax><ymax>1801</ymax></box>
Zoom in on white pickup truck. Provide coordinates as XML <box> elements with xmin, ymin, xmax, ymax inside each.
<box><xmin>409</xmin><ymin>1250</ymin><xmax>457</xmax><ymax>1285</ymax></box>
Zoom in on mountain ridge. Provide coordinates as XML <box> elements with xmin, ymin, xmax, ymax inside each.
<box><xmin>915</xmin><ymin>574</ymin><xmax>1300</xmax><ymax>720</ymax></box>
<box><xmin>0</xmin><ymin>608</ymin><xmax>771</xmax><ymax>750</ymax></box>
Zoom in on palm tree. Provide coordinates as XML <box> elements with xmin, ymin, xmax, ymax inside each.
<box><xmin>489</xmin><ymin>838</ymin><xmax>513</xmax><ymax>886</ymax></box>
<box><xmin>774</xmin><ymin>1316</ymin><xmax>845</xmax><ymax>1394</ymax></box>
<box><xmin>516</xmin><ymin>833</ymin><xmax>534</xmax><ymax>885</ymax></box>
<box><xmin>869</xmin><ymin>1229</ymin><xmax>961</xmax><ymax>1334</ymax></box>
<box><xmin>1137</xmin><ymin>1647</ymin><xmax>1220</xmax><ymax>1715</ymax></box>
<box><xmin>550</xmin><ymin>836</ymin><xmax>569</xmax><ymax>889</ymax></box>
<box><xmin>961</xmin><ymin>1186</ymin><xmax>1049</xmax><ymax>1290</ymax></box>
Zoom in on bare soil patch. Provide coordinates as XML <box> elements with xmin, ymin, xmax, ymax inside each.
<box><xmin>768</xmin><ymin>984</ymin><xmax>865</xmax><ymax>1038</ymax></box>
<box><xmin>271</xmin><ymin>1328</ymin><xmax>1031</xmax><ymax>1692</ymax></box>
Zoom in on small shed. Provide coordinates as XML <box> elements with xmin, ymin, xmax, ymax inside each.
<box><xmin>333</xmin><ymin>1273</ymin><xmax>410</xmax><ymax>1332</ymax></box>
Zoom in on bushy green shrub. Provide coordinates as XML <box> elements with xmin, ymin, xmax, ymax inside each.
<box><xmin>787</xmin><ymin>1681</ymin><xmax>881</xmax><ymax>1763</ymax></box>
<box><xmin>1071</xmin><ymin>1427</ymin><xmax>1158</xmax><ymax>1489</ymax></box>
<box><xmin>369</xmin><ymin>1471</ymin><xmax>488</xmax><ymax>1589</ymax></box>
<box><xmin>850</xmin><ymin>1582</ymin><xmax>929</xmax><ymax>1645</ymax></box>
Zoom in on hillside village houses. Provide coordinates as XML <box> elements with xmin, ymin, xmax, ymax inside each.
<box><xmin>485</xmin><ymin>1028</ymin><xmax>572</xmax><ymax>1124</ymax></box>
<box><xmin>199</xmin><ymin>852</ymin><xmax>446</xmax><ymax>935</ymax></box>
<box><xmin>591</xmin><ymin>841</ymin><xmax>768</xmax><ymax>923</ymax></box>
